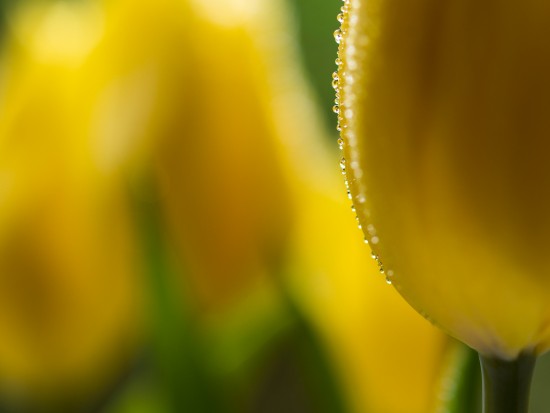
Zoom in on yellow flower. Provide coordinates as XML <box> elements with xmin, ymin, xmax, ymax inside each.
<box><xmin>150</xmin><ymin>0</ymin><xmax>293</xmax><ymax>315</ymax></box>
<box><xmin>0</xmin><ymin>0</ymin><xmax>146</xmax><ymax>401</ymax></box>
<box><xmin>336</xmin><ymin>0</ymin><xmax>550</xmax><ymax>359</ymax></box>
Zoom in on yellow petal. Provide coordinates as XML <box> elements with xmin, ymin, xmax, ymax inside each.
<box><xmin>338</xmin><ymin>0</ymin><xmax>550</xmax><ymax>359</ymax></box>
<box><xmin>0</xmin><ymin>1</ymin><xmax>145</xmax><ymax>399</ymax></box>
<box><xmin>146</xmin><ymin>0</ymin><xmax>293</xmax><ymax>314</ymax></box>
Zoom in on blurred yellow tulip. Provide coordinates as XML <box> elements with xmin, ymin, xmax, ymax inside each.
<box><xmin>151</xmin><ymin>0</ymin><xmax>293</xmax><ymax>315</ymax></box>
<box><xmin>0</xmin><ymin>0</ymin><xmax>290</xmax><ymax>403</ymax></box>
<box><xmin>0</xmin><ymin>0</ymin><xmax>147</xmax><ymax>403</ymax></box>
<box><xmin>54</xmin><ymin>0</ymin><xmax>293</xmax><ymax>318</ymax></box>
<box><xmin>336</xmin><ymin>0</ymin><xmax>550</xmax><ymax>359</ymax></box>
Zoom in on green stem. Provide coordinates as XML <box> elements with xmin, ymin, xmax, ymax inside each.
<box><xmin>479</xmin><ymin>352</ymin><xmax>536</xmax><ymax>413</ymax></box>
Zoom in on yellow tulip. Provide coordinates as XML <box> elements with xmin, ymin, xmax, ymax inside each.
<box><xmin>0</xmin><ymin>0</ymin><xmax>146</xmax><ymax>402</ymax></box>
<box><xmin>151</xmin><ymin>0</ymin><xmax>293</xmax><ymax>315</ymax></box>
<box><xmin>55</xmin><ymin>0</ymin><xmax>293</xmax><ymax>318</ymax></box>
<box><xmin>0</xmin><ymin>0</ymin><xmax>290</xmax><ymax>402</ymax></box>
<box><xmin>335</xmin><ymin>0</ymin><xmax>550</xmax><ymax>361</ymax></box>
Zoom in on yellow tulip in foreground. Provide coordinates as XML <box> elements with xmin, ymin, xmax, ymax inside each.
<box><xmin>335</xmin><ymin>0</ymin><xmax>550</xmax><ymax>411</ymax></box>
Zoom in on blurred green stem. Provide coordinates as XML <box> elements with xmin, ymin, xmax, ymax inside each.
<box><xmin>479</xmin><ymin>352</ymin><xmax>536</xmax><ymax>413</ymax></box>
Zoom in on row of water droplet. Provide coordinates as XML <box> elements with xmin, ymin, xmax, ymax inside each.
<box><xmin>333</xmin><ymin>0</ymin><xmax>393</xmax><ymax>285</ymax></box>
<box><xmin>332</xmin><ymin>0</ymin><xmax>348</xmax><ymax>139</ymax></box>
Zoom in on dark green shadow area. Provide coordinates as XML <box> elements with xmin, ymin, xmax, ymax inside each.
<box><xmin>248</xmin><ymin>305</ymin><xmax>351</xmax><ymax>413</ymax></box>
<box><xmin>0</xmin><ymin>0</ymin><xmax>14</xmax><ymax>35</ymax></box>
<box><xmin>130</xmin><ymin>177</ymin><xmax>351</xmax><ymax>413</ymax></box>
<box><xmin>529</xmin><ymin>351</ymin><xmax>550</xmax><ymax>413</ymax></box>
<box><xmin>288</xmin><ymin>0</ymin><xmax>341</xmax><ymax>133</ymax></box>
<box><xmin>131</xmin><ymin>181</ymin><xmax>227</xmax><ymax>413</ymax></box>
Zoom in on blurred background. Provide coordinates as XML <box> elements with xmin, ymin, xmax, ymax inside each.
<box><xmin>0</xmin><ymin>0</ymin><xmax>548</xmax><ymax>412</ymax></box>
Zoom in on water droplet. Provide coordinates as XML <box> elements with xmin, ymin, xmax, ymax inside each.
<box><xmin>386</xmin><ymin>270</ymin><xmax>394</xmax><ymax>277</ymax></box>
<box><xmin>371</xmin><ymin>252</ymin><xmax>378</xmax><ymax>260</ymax></box>
<box><xmin>337</xmin><ymin>137</ymin><xmax>344</xmax><ymax>148</ymax></box>
<box><xmin>332</xmin><ymin>79</ymin><xmax>339</xmax><ymax>90</ymax></box>
<box><xmin>351</xmin><ymin>205</ymin><xmax>356</xmax><ymax>212</ymax></box>
<box><xmin>363</xmin><ymin>238</ymin><xmax>369</xmax><ymax>245</ymax></box>
<box><xmin>347</xmin><ymin>190</ymin><xmax>352</xmax><ymax>200</ymax></box>
<box><xmin>337</xmin><ymin>13</ymin><xmax>344</xmax><ymax>23</ymax></box>
<box><xmin>334</xmin><ymin>29</ymin><xmax>343</xmax><ymax>44</ymax></box>
<box><xmin>335</xmin><ymin>58</ymin><xmax>342</xmax><ymax>66</ymax></box>
<box><xmin>333</xmin><ymin>105</ymin><xmax>340</xmax><ymax>114</ymax></box>
<box><xmin>385</xmin><ymin>277</ymin><xmax>393</xmax><ymax>285</ymax></box>
<box><xmin>371</xmin><ymin>236</ymin><xmax>379</xmax><ymax>245</ymax></box>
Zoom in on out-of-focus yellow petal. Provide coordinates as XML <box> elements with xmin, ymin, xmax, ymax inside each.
<box><xmin>0</xmin><ymin>0</ymin><xmax>145</xmax><ymax>401</ymax></box>
<box><xmin>337</xmin><ymin>0</ymin><xmax>550</xmax><ymax>359</ymax></box>
<box><xmin>149</xmin><ymin>0</ymin><xmax>293</xmax><ymax>315</ymax></box>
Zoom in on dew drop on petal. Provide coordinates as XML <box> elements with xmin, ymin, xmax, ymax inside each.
<box><xmin>334</xmin><ymin>29</ymin><xmax>343</xmax><ymax>44</ymax></box>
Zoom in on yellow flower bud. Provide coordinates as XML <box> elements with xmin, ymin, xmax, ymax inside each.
<box><xmin>142</xmin><ymin>0</ymin><xmax>294</xmax><ymax>314</ymax></box>
<box><xmin>336</xmin><ymin>0</ymin><xmax>550</xmax><ymax>359</ymax></box>
<box><xmin>0</xmin><ymin>0</ymin><xmax>145</xmax><ymax>401</ymax></box>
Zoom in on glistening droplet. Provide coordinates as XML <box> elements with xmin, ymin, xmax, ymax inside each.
<box><xmin>334</xmin><ymin>29</ymin><xmax>343</xmax><ymax>44</ymax></box>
